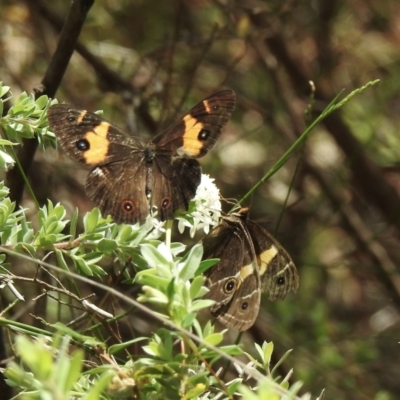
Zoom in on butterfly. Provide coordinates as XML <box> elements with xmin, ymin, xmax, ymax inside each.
<box><xmin>47</xmin><ymin>90</ymin><xmax>236</xmax><ymax>224</ymax></box>
<box><xmin>202</xmin><ymin>207</ymin><xmax>299</xmax><ymax>331</ymax></box>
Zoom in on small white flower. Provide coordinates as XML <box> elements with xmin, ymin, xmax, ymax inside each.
<box><xmin>144</xmin><ymin>211</ymin><xmax>166</xmax><ymax>240</ymax></box>
<box><xmin>176</xmin><ymin>174</ymin><xmax>222</xmax><ymax>237</ymax></box>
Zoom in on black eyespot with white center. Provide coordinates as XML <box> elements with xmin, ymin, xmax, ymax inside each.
<box><xmin>241</xmin><ymin>301</ymin><xmax>248</xmax><ymax>310</ymax></box>
<box><xmin>224</xmin><ymin>279</ymin><xmax>236</xmax><ymax>294</ymax></box>
<box><xmin>198</xmin><ymin>129</ymin><xmax>210</xmax><ymax>141</ymax></box>
<box><xmin>67</xmin><ymin>116</ymin><xmax>75</xmax><ymax>122</ymax></box>
<box><xmin>76</xmin><ymin>139</ymin><xmax>90</xmax><ymax>151</ymax></box>
<box><xmin>277</xmin><ymin>277</ymin><xmax>285</xmax><ymax>285</ymax></box>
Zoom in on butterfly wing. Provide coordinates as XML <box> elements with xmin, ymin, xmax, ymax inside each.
<box><xmin>48</xmin><ymin>104</ymin><xmax>141</xmax><ymax>165</ymax></box>
<box><xmin>246</xmin><ymin>220</ymin><xmax>299</xmax><ymax>301</ymax></box>
<box><xmin>152</xmin><ymin>90</ymin><xmax>236</xmax><ymax>157</ymax></box>
<box><xmin>85</xmin><ymin>161</ymin><xmax>150</xmax><ymax>224</ymax></box>
<box><xmin>48</xmin><ymin>104</ymin><xmax>151</xmax><ymax>224</ymax></box>
<box><xmin>151</xmin><ymin>156</ymin><xmax>201</xmax><ymax>221</ymax></box>
<box><xmin>203</xmin><ymin>216</ymin><xmax>261</xmax><ymax>331</ymax></box>
<box><xmin>145</xmin><ymin>90</ymin><xmax>235</xmax><ymax>219</ymax></box>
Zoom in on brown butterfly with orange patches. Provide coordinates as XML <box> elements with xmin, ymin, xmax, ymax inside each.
<box><xmin>48</xmin><ymin>90</ymin><xmax>235</xmax><ymax>224</ymax></box>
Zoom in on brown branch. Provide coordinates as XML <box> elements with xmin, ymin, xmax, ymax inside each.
<box><xmin>34</xmin><ymin>1</ymin><xmax>136</xmax><ymax>97</ymax></box>
<box><xmin>315</xmin><ymin>0</ymin><xmax>340</xmax><ymax>68</ymax></box>
<box><xmin>6</xmin><ymin>0</ymin><xmax>95</xmax><ymax>207</ymax></box>
<box><xmin>31</xmin><ymin>0</ymin><xmax>158</xmax><ymax>134</ymax></box>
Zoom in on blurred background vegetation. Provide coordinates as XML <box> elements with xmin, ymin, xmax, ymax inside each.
<box><xmin>1</xmin><ymin>0</ymin><xmax>400</xmax><ymax>399</ymax></box>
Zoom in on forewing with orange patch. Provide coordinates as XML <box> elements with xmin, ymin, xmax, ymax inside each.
<box><xmin>152</xmin><ymin>90</ymin><xmax>236</xmax><ymax>157</ymax></box>
<box><xmin>48</xmin><ymin>104</ymin><xmax>141</xmax><ymax>166</ymax></box>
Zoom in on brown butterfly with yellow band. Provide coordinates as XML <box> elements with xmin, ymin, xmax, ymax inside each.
<box><xmin>203</xmin><ymin>207</ymin><xmax>299</xmax><ymax>331</ymax></box>
<box><xmin>48</xmin><ymin>90</ymin><xmax>236</xmax><ymax>224</ymax></box>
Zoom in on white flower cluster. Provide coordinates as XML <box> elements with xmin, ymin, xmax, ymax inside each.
<box><xmin>144</xmin><ymin>174</ymin><xmax>222</xmax><ymax>239</ymax></box>
<box><xmin>176</xmin><ymin>174</ymin><xmax>222</xmax><ymax>238</ymax></box>
<box><xmin>145</xmin><ymin>212</ymin><xmax>166</xmax><ymax>240</ymax></box>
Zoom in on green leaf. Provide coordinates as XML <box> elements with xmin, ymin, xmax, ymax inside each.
<box><xmin>87</xmin><ymin>263</ymin><xmax>107</xmax><ymax>276</ymax></box>
<box><xmin>134</xmin><ymin>269</ymin><xmax>170</xmax><ymax>290</ymax></box>
<box><xmin>190</xmin><ymin>299</ymin><xmax>214</xmax><ymax>312</ymax></box>
<box><xmin>140</xmin><ymin>243</ymin><xmax>170</xmax><ymax>268</ymax></box>
<box><xmin>63</xmin><ymin>348</ymin><xmax>84</xmax><ymax>393</ymax></box>
<box><xmin>97</xmin><ymin>238</ymin><xmax>118</xmax><ymax>252</ymax></box>
<box><xmin>240</xmin><ymin>379</ymin><xmax>281</xmax><ymax>400</ymax></box>
<box><xmin>238</xmin><ymin>384</ymin><xmax>261</xmax><ymax>400</ymax></box>
<box><xmin>0</xmin><ymin>84</ymin><xmax>10</xmax><ymax>98</ymax></box>
<box><xmin>182</xmin><ymin>383</ymin><xmax>206</xmax><ymax>399</ymax></box>
<box><xmin>0</xmin><ymin>182</ymin><xmax>10</xmax><ymax>199</ymax></box>
<box><xmin>227</xmin><ymin>380</ymin><xmax>243</xmax><ymax>396</ymax></box>
<box><xmin>181</xmin><ymin>313</ymin><xmax>196</xmax><ymax>328</ymax></box>
<box><xmin>82</xmin><ymin>252</ymin><xmax>104</xmax><ymax>265</ymax></box>
<box><xmin>270</xmin><ymin>349</ymin><xmax>293</xmax><ymax>376</ymax></box>
<box><xmin>0</xmin><ymin>139</ymin><xmax>16</xmax><ymax>146</ymax></box>
<box><xmin>70</xmin><ymin>208</ymin><xmax>79</xmax><ymax>239</ymax></box>
<box><xmin>35</xmin><ymin>95</ymin><xmax>49</xmax><ymax>109</ymax></box>
<box><xmin>166</xmin><ymin>277</ymin><xmax>175</xmax><ymax>300</ymax></box>
<box><xmin>115</xmin><ymin>224</ymin><xmax>134</xmax><ymax>242</ymax></box>
<box><xmin>189</xmin><ymin>275</ymin><xmax>206</xmax><ymax>299</ymax></box>
<box><xmin>53</xmin><ymin>323</ymin><xmax>105</xmax><ymax>348</ymax></box>
<box><xmin>73</xmin><ymin>257</ymin><xmax>94</xmax><ymax>276</ymax></box>
<box><xmin>109</xmin><ymin>337</ymin><xmax>148</xmax><ymax>354</ymax></box>
<box><xmin>196</xmin><ymin>258</ymin><xmax>219</xmax><ymax>275</ymax></box>
<box><xmin>139</xmin><ymin>285</ymin><xmax>169</xmax><ymax>304</ymax></box>
<box><xmin>15</xmin><ymin>336</ymin><xmax>52</xmax><ymax>381</ymax></box>
<box><xmin>204</xmin><ymin>332</ymin><xmax>224</xmax><ymax>346</ymax></box>
<box><xmin>178</xmin><ymin>243</ymin><xmax>203</xmax><ymax>281</ymax></box>
<box><xmin>52</xmin><ymin>335</ymin><xmax>78</xmax><ymax>393</ymax></box>
<box><xmin>263</xmin><ymin>342</ymin><xmax>274</xmax><ymax>366</ymax></box>
<box><xmin>55</xmin><ymin>249</ymin><xmax>70</xmax><ymax>273</ymax></box>
<box><xmin>83</xmin><ymin>371</ymin><xmax>115</xmax><ymax>400</ymax></box>
<box><xmin>170</xmin><ymin>241</ymin><xmax>186</xmax><ymax>256</ymax></box>
<box><xmin>68</xmin><ymin>251</ymin><xmax>106</xmax><ymax>276</ymax></box>
<box><xmin>83</xmin><ymin>208</ymin><xmax>101</xmax><ymax>232</ymax></box>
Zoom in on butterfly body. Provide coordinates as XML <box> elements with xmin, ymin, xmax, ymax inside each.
<box><xmin>48</xmin><ymin>90</ymin><xmax>235</xmax><ymax>224</ymax></box>
<box><xmin>203</xmin><ymin>208</ymin><xmax>299</xmax><ymax>331</ymax></box>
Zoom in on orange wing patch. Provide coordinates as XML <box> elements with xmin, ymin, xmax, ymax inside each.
<box><xmin>83</xmin><ymin>122</ymin><xmax>111</xmax><ymax>164</ymax></box>
<box><xmin>181</xmin><ymin>114</ymin><xmax>206</xmax><ymax>157</ymax></box>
